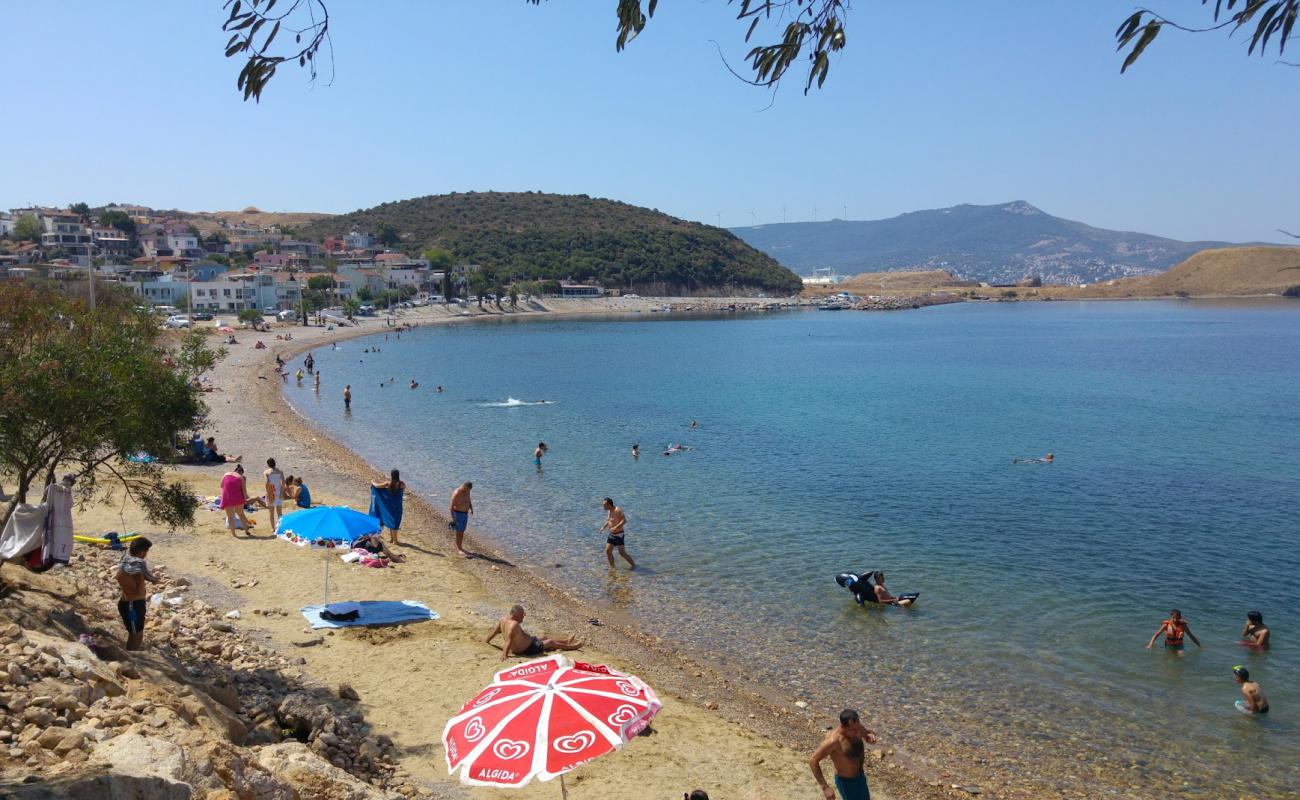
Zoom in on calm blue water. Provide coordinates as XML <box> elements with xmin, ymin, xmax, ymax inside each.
<box><xmin>289</xmin><ymin>301</ymin><xmax>1300</xmax><ymax>798</ymax></box>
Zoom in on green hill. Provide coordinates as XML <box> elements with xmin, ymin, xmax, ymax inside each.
<box><xmin>304</xmin><ymin>192</ymin><xmax>802</xmax><ymax>295</ymax></box>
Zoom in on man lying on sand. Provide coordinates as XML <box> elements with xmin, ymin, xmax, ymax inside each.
<box><xmin>485</xmin><ymin>605</ymin><xmax>583</xmax><ymax>661</ymax></box>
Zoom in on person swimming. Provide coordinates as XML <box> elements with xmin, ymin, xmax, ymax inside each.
<box><xmin>1013</xmin><ymin>452</ymin><xmax>1054</xmax><ymax>464</ymax></box>
<box><xmin>1233</xmin><ymin>665</ymin><xmax>1269</xmax><ymax>715</ymax></box>
<box><xmin>1146</xmin><ymin>609</ymin><xmax>1202</xmax><ymax>653</ymax></box>
<box><xmin>1241</xmin><ymin>610</ymin><xmax>1271</xmax><ymax>649</ymax></box>
<box><xmin>835</xmin><ymin>570</ymin><xmax>918</xmax><ymax>607</ymax></box>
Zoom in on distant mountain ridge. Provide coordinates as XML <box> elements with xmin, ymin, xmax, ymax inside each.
<box><xmin>730</xmin><ymin>201</ymin><xmax>1242</xmax><ymax>285</ymax></box>
<box><xmin>304</xmin><ymin>192</ymin><xmax>801</xmax><ymax>294</ymax></box>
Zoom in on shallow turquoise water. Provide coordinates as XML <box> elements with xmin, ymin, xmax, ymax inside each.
<box><xmin>289</xmin><ymin>301</ymin><xmax>1300</xmax><ymax>797</ymax></box>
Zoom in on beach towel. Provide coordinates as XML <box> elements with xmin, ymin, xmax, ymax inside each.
<box><xmin>0</xmin><ymin>503</ymin><xmax>48</xmax><ymax>563</ymax></box>
<box><xmin>368</xmin><ymin>486</ymin><xmax>403</xmax><ymax>531</ymax></box>
<box><xmin>300</xmin><ymin>600</ymin><xmax>437</xmax><ymax>629</ymax></box>
<box><xmin>42</xmin><ymin>482</ymin><xmax>75</xmax><ymax>565</ymax></box>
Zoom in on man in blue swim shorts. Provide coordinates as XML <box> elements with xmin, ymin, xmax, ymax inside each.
<box><xmin>809</xmin><ymin>708</ymin><xmax>877</xmax><ymax>800</ymax></box>
<box><xmin>448</xmin><ymin>482</ymin><xmax>473</xmax><ymax>557</ymax></box>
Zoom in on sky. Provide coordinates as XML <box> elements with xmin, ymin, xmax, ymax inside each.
<box><xmin>4</xmin><ymin>1</ymin><xmax>1298</xmax><ymax>242</ymax></box>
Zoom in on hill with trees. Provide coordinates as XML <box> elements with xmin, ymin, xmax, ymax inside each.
<box><xmin>731</xmin><ymin>201</ymin><xmax>1246</xmax><ymax>286</ymax></box>
<box><xmin>303</xmin><ymin>192</ymin><xmax>802</xmax><ymax>295</ymax></box>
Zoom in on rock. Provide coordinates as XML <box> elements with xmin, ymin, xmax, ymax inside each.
<box><xmin>794</xmin><ymin>701</ymin><xmax>809</xmax><ymax>710</ymax></box>
<box><xmin>276</xmin><ymin>692</ymin><xmax>331</xmax><ymax>741</ymax></box>
<box><xmin>22</xmin><ymin>708</ymin><xmax>54</xmax><ymax>727</ymax></box>
<box><xmin>705</xmin><ymin>701</ymin><xmax>719</xmax><ymax>711</ymax></box>
<box><xmin>30</xmin><ymin>695</ymin><xmax>53</xmax><ymax>708</ymax></box>
<box><xmin>224</xmin><ymin>610</ymin><xmax>241</xmax><ymax>620</ymax></box>
<box><xmin>150</xmin><ymin>714</ymin><xmax>168</xmax><ymax>728</ymax></box>
<box><xmin>207</xmin><ymin>621</ymin><xmax>235</xmax><ymax>633</ymax></box>
<box><xmin>36</xmin><ymin>727</ymin><xmax>65</xmax><ymax>749</ymax></box>
<box><xmin>338</xmin><ymin>684</ymin><xmax>360</xmax><ymax>702</ymax></box>
<box><xmin>256</xmin><ymin>741</ymin><xmax>390</xmax><ymax>800</ymax></box>
<box><xmin>53</xmin><ymin>730</ymin><xmax>85</xmax><ymax>755</ymax></box>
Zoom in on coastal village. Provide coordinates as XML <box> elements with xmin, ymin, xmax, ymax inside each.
<box><xmin>0</xmin><ymin>205</ymin><xmax>614</xmax><ymax>317</ymax></box>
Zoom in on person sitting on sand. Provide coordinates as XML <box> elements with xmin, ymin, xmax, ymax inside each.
<box><xmin>1233</xmin><ymin>665</ymin><xmax>1269</xmax><ymax>715</ymax></box>
<box><xmin>351</xmin><ymin>532</ymin><xmax>406</xmax><ymax>562</ymax></box>
<box><xmin>485</xmin><ymin>605</ymin><xmax>583</xmax><ymax>661</ymax></box>
<box><xmin>1241</xmin><ymin>610</ymin><xmax>1270</xmax><ymax>649</ymax></box>
<box><xmin>1146</xmin><ymin>609</ymin><xmax>1202</xmax><ymax>654</ymax></box>
<box><xmin>282</xmin><ymin>474</ymin><xmax>298</xmax><ymax>503</ymax></box>
<box><xmin>204</xmin><ymin>437</ymin><xmax>239</xmax><ymax>463</ymax></box>
<box><xmin>293</xmin><ymin>476</ymin><xmax>312</xmax><ymax>508</ymax></box>
<box><xmin>809</xmin><ymin>708</ymin><xmax>878</xmax><ymax>800</ymax></box>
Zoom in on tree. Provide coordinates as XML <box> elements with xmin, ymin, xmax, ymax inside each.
<box><xmin>0</xmin><ymin>283</ymin><xmax>205</xmax><ymax>532</ymax></box>
<box><xmin>98</xmin><ymin>210</ymin><xmax>138</xmax><ymax>238</ymax></box>
<box><xmin>424</xmin><ymin>247</ymin><xmax>453</xmax><ymax>271</ymax></box>
<box><xmin>236</xmin><ymin>308</ymin><xmax>263</xmax><ymax>326</ymax></box>
<box><xmin>341</xmin><ymin>298</ymin><xmax>360</xmax><ymax>320</ymax></box>
<box><xmin>375</xmin><ymin>222</ymin><xmax>400</xmax><ymax>247</ymax></box>
<box><xmin>1116</xmin><ymin>1</ymin><xmax>1299</xmax><ymax>72</ymax></box>
<box><xmin>177</xmin><ymin>330</ymin><xmax>228</xmax><ymax>383</ymax></box>
<box><xmin>468</xmin><ymin>269</ymin><xmax>491</xmax><ymax>309</ymax></box>
<box><xmin>187</xmin><ymin>223</ymin><xmax>203</xmax><ymax>239</ymax></box>
<box><xmin>69</xmin><ymin>202</ymin><xmax>91</xmax><ymax>220</ymax></box>
<box><xmin>508</xmin><ymin>285</ymin><xmax>519</xmax><ymax>309</ymax></box>
<box><xmin>306</xmin><ymin>274</ymin><xmax>335</xmax><ymax>292</ymax></box>
<box><xmin>13</xmin><ymin>215</ymin><xmax>41</xmax><ymax>243</ymax></box>
<box><xmin>442</xmin><ymin>269</ymin><xmax>455</xmax><ymax>304</ymax></box>
<box><xmin>221</xmin><ymin>0</ymin><xmax>848</xmax><ymax>102</ymax></box>
<box><xmin>355</xmin><ymin>285</ymin><xmax>374</xmax><ymax>302</ymax></box>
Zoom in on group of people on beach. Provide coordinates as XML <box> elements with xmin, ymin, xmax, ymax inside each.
<box><xmin>215</xmin><ymin>458</ymin><xmax>312</xmax><ymax>537</ymax></box>
<box><xmin>1146</xmin><ymin>608</ymin><xmax>1272</xmax><ymax>714</ymax></box>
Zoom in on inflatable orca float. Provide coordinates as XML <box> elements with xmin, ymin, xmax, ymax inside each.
<box><xmin>836</xmin><ymin>571</ymin><xmax>920</xmax><ymax>606</ymax></box>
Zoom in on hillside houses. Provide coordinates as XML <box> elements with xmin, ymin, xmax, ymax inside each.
<box><xmin>1</xmin><ymin>205</ymin><xmax>474</xmax><ymax>313</ymax></box>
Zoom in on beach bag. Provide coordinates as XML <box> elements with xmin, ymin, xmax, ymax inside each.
<box><xmin>320</xmin><ymin>601</ymin><xmax>361</xmax><ymax>622</ymax></box>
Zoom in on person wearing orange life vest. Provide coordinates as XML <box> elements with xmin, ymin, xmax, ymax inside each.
<box><xmin>1146</xmin><ymin>609</ymin><xmax>1203</xmax><ymax>654</ymax></box>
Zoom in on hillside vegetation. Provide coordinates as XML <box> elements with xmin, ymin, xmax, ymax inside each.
<box><xmin>731</xmin><ymin>201</ymin><xmax>1240</xmax><ymax>285</ymax></box>
<box><xmin>1133</xmin><ymin>246</ymin><xmax>1300</xmax><ymax>296</ymax></box>
<box><xmin>303</xmin><ymin>192</ymin><xmax>801</xmax><ymax>294</ymax></box>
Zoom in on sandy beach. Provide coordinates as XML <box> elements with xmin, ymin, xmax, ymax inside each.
<box><xmin>77</xmin><ymin>298</ymin><xmax>968</xmax><ymax>800</ymax></box>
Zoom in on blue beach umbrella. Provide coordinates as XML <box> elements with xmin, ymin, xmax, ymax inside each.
<box><xmin>276</xmin><ymin>505</ymin><xmax>380</xmax><ymax>543</ymax></box>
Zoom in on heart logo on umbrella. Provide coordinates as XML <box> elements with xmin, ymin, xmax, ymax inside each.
<box><xmin>474</xmin><ymin>688</ymin><xmax>502</xmax><ymax>707</ymax></box>
<box><xmin>615</xmin><ymin>680</ymin><xmax>640</xmax><ymax>697</ymax></box>
<box><xmin>463</xmin><ymin>717</ymin><xmax>486</xmax><ymax>742</ymax></box>
<box><xmin>492</xmin><ymin>739</ymin><xmax>530</xmax><ymax>760</ymax></box>
<box><xmin>553</xmin><ymin>731</ymin><xmax>596</xmax><ymax>754</ymax></box>
<box><xmin>607</xmin><ymin>705</ymin><xmax>638</xmax><ymax>726</ymax></box>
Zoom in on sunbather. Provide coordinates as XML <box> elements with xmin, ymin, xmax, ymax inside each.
<box><xmin>485</xmin><ymin>605</ymin><xmax>583</xmax><ymax>660</ymax></box>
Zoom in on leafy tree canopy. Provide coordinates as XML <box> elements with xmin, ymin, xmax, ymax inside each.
<box><xmin>304</xmin><ymin>192</ymin><xmax>801</xmax><ymax>294</ymax></box>
<box><xmin>13</xmin><ymin>215</ymin><xmax>42</xmax><ymax>243</ymax></box>
<box><xmin>0</xmin><ymin>283</ymin><xmax>208</xmax><ymax>531</ymax></box>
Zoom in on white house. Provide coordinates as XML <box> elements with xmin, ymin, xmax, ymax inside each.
<box><xmin>189</xmin><ymin>273</ymin><xmax>279</xmax><ymax>312</ymax></box>
<box><xmin>38</xmin><ymin>209</ymin><xmax>92</xmax><ymax>267</ymax></box>
<box><xmin>0</xmin><ymin>212</ymin><xmax>15</xmax><ymax>238</ymax></box>
<box><xmin>342</xmin><ymin>231</ymin><xmax>373</xmax><ymax>250</ymax></box>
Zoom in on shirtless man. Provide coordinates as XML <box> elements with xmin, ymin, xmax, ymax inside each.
<box><xmin>600</xmin><ymin>497</ymin><xmax>635</xmax><ymax>569</ymax></box>
<box><xmin>115</xmin><ymin>538</ymin><xmax>159</xmax><ymax>651</ymax></box>
<box><xmin>1233</xmin><ymin>666</ymin><xmax>1269</xmax><ymax>715</ymax></box>
<box><xmin>484</xmin><ymin>605</ymin><xmax>583</xmax><ymax>661</ymax></box>
<box><xmin>343</xmin><ymin>384</ymin><xmax>352</xmax><ymax>409</ymax></box>
<box><xmin>534</xmin><ymin>442</ymin><xmax>548</xmax><ymax>471</ymax></box>
<box><xmin>809</xmin><ymin>709</ymin><xmax>878</xmax><ymax>800</ymax></box>
<box><xmin>449</xmin><ymin>481</ymin><xmax>474</xmax><ymax>557</ymax></box>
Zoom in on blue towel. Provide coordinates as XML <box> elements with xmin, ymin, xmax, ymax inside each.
<box><xmin>299</xmin><ymin>600</ymin><xmax>438</xmax><ymax>629</ymax></box>
<box><xmin>296</xmin><ymin>484</ymin><xmax>312</xmax><ymax>508</ymax></box>
<box><xmin>368</xmin><ymin>486</ymin><xmax>403</xmax><ymax>531</ymax></box>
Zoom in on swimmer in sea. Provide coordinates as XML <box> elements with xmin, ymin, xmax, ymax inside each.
<box><xmin>1241</xmin><ymin>610</ymin><xmax>1270</xmax><ymax>649</ymax></box>
<box><xmin>1146</xmin><ymin>609</ymin><xmax>1202</xmax><ymax>655</ymax></box>
<box><xmin>631</xmin><ymin>443</ymin><xmax>640</xmax><ymax>459</ymax></box>
<box><xmin>690</xmin><ymin>419</ymin><xmax>698</xmax><ymax>430</ymax></box>
<box><xmin>409</xmin><ymin>379</ymin><xmax>419</xmax><ymax>389</ymax></box>
<box><xmin>1013</xmin><ymin>452</ymin><xmax>1054</xmax><ymax>464</ymax></box>
<box><xmin>870</xmin><ymin>572</ymin><xmax>915</xmax><ymax>607</ymax></box>
<box><xmin>534</xmin><ymin>442</ymin><xmax>548</xmax><ymax>470</ymax></box>
<box><xmin>436</xmin><ymin>385</ymin><xmax>443</xmax><ymax>393</ymax></box>
<box><xmin>1233</xmin><ymin>665</ymin><xmax>1269</xmax><ymax>715</ymax></box>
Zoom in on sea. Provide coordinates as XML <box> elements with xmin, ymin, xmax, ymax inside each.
<box><xmin>287</xmin><ymin>300</ymin><xmax>1300</xmax><ymax>798</ymax></box>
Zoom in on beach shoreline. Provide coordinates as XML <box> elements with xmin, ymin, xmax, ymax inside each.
<box><xmin>189</xmin><ymin>299</ymin><xmax>973</xmax><ymax>800</ymax></box>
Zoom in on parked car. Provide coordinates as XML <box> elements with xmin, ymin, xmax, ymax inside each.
<box><xmin>164</xmin><ymin>315</ymin><xmax>191</xmax><ymax>329</ymax></box>
<box><xmin>192</xmin><ymin>312</ymin><xmax>214</xmax><ymax>321</ymax></box>
<box><xmin>263</xmin><ymin>307</ymin><xmax>278</xmax><ymax>316</ymax></box>
<box><xmin>155</xmin><ymin>305</ymin><xmax>180</xmax><ymax>316</ymax></box>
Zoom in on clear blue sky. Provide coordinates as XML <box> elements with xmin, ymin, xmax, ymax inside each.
<box><xmin>4</xmin><ymin>1</ymin><xmax>1297</xmax><ymax>242</ymax></box>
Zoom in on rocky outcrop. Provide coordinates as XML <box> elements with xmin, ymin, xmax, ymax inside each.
<box><xmin>0</xmin><ymin>548</ymin><xmax>426</xmax><ymax>799</ymax></box>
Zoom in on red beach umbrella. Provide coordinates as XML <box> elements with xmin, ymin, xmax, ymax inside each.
<box><xmin>443</xmin><ymin>655</ymin><xmax>661</xmax><ymax>796</ymax></box>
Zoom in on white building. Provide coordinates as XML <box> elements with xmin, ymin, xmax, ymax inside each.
<box><xmin>39</xmin><ymin>210</ymin><xmax>92</xmax><ymax>267</ymax></box>
<box><xmin>342</xmin><ymin>231</ymin><xmax>373</xmax><ymax>250</ymax></box>
<box><xmin>0</xmin><ymin>212</ymin><xmax>15</xmax><ymax>238</ymax></box>
<box><xmin>189</xmin><ymin>273</ymin><xmax>280</xmax><ymax>312</ymax></box>
<box><xmin>801</xmin><ymin>267</ymin><xmax>843</xmax><ymax>286</ymax></box>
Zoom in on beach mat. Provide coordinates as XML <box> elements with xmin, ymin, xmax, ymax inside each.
<box><xmin>300</xmin><ymin>600</ymin><xmax>438</xmax><ymax>629</ymax></box>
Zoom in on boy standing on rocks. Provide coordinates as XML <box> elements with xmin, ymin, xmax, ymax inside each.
<box><xmin>115</xmin><ymin>537</ymin><xmax>158</xmax><ymax>651</ymax></box>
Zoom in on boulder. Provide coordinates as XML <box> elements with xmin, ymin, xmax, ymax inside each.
<box><xmin>89</xmin><ymin>732</ymin><xmax>187</xmax><ymax>784</ymax></box>
<box><xmin>256</xmin><ymin>741</ymin><xmax>390</xmax><ymax>800</ymax></box>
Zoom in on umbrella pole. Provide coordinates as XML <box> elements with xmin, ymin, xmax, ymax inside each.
<box><xmin>560</xmin><ymin>774</ymin><xmax>568</xmax><ymax>799</ymax></box>
<box><xmin>322</xmin><ymin>547</ymin><xmax>330</xmax><ymax>606</ymax></box>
